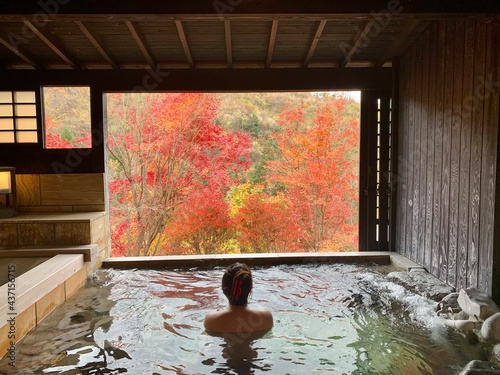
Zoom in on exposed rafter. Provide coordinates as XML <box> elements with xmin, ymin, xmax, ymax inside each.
<box><xmin>0</xmin><ymin>10</ymin><xmax>437</xmax><ymax>72</ymax></box>
<box><xmin>375</xmin><ymin>19</ymin><xmax>422</xmax><ymax>67</ymax></box>
<box><xmin>175</xmin><ymin>20</ymin><xmax>194</xmax><ymax>68</ymax></box>
<box><xmin>340</xmin><ymin>20</ymin><xmax>375</xmax><ymax>68</ymax></box>
<box><xmin>224</xmin><ymin>19</ymin><xmax>233</xmax><ymax>68</ymax></box>
<box><xmin>303</xmin><ymin>19</ymin><xmax>327</xmax><ymax>68</ymax></box>
<box><xmin>125</xmin><ymin>21</ymin><xmax>155</xmax><ymax>69</ymax></box>
<box><xmin>0</xmin><ymin>27</ymin><xmax>42</xmax><ymax>69</ymax></box>
<box><xmin>23</xmin><ymin>20</ymin><xmax>80</xmax><ymax>69</ymax></box>
<box><xmin>76</xmin><ymin>21</ymin><xmax>119</xmax><ymax>69</ymax></box>
<box><xmin>266</xmin><ymin>20</ymin><xmax>279</xmax><ymax>68</ymax></box>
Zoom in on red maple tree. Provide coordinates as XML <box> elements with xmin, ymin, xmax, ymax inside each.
<box><xmin>266</xmin><ymin>97</ymin><xmax>359</xmax><ymax>251</ymax></box>
<box><xmin>108</xmin><ymin>93</ymin><xmax>251</xmax><ymax>256</ymax></box>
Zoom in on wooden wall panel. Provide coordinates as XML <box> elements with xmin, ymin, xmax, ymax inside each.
<box><xmin>395</xmin><ymin>18</ymin><xmax>500</xmax><ymax>300</ymax></box>
<box><xmin>15</xmin><ymin>174</ymin><xmax>41</xmax><ymax>206</ymax></box>
<box><xmin>40</xmin><ymin>174</ymin><xmax>105</xmax><ymax>206</ymax></box>
<box><xmin>431</xmin><ymin>22</ymin><xmax>446</xmax><ymax>278</ymax></box>
<box><xmin>439</xmin><ymin>20</ymin><xmax>454</xmax><ymax>283</ymax></box>
<box><xmin>421</xmin><ymin>28</ymin><xmax>432</xmax><ymax>269</ymax></box>
<box><xmin>14</xmin><ymin>173</ymin><xmax>106</xmax><ymax>212</ymax></box>
<box><xmin>425</xmin><ymin>25</ymin><xmax>437</xmax><ymax>274</ymax></box>
<box><xmin>468</xmin><ymin>21</ymin><xmax>487</xmax><ymax>290</ymax></box>
<box><xmin>458</xmin><ymin>20</ymin><xmax>475</xmax><ymax>291</ymax></box>
<box><xmin>478</xmin><ymin>21</ymin><xmax>500</xmax><ymax>295</ymax></box>
<box><xmin>395</xmin><ymin>53</ymin><xmax>408</xmax><ymax>258</ymax></box>
<box><xmin>449</xmin><ymin>19</ymin><xmax>465</xmax><ymax>288</ymax></box>
<box><xmin>412</xmin><ymin>34</ymin><xmax>422</xmax><ymax>265</ymax></box>
<box><xmin>405</xmin><ymin>46</ymin><xmax>416</xmax><ymax>260</ymax></box>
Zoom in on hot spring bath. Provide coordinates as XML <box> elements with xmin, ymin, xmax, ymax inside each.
<box><xmin>0</xmin><ymin>263</ymin><xmax>485</xmax><ymax>374</ymax></box>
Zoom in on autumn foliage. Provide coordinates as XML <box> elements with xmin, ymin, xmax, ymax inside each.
<box><xmin>103</xmin><ymin>92</ymin><xmax>359</xmax><ymax>256</ymax></box>
<box><xmin>107</xmin><ymin>93</ymin><xmax>250</xmax><ymax>256</ymax></box>
<box><xmin>267</xmin><ymin>98</ymin><xmax>359</xmax><ymax>251</ymax></box>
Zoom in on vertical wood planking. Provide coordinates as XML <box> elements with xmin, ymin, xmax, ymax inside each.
<box><xmin>426</xmin><ymin>24</ymin><xmax>437</xmax><ymax>274</ymax></box>
<box><xmin>479</xmin><ymin>21</ymin><xmax>500</xmax><ymax>295</ymax></box>
<box><xmin>432</xmin><ymin>21</ymin><xmax>446</xmax><ymax>278</ymax></box>
<box><xmin>457</xmin><ymin>19</ymin><xmax>475</xmax><ymax>290</ymax></box>
<box><xmin>448</xmin><ymin>20</ymin><xmax>465</xmax><ymax>288</ymax></box>
<box><xmin>398</xmin><ymin>52</ymin><xmax>409</xmax><ymax>256</ymax></box>
<box><xmin>396</xmin><ymin>18</ymin><xmax>499</xmax><ymax>296</ymax></box>
<box><xmin>412</xmin><ymin>38</ymin><xmax>422</xmax><ymax>263</ymax></box>
<box><xmin>439</xmin><ymin>20</ymin><xmax>455</xmax><ymax>283</ymax></box>
<box><xmin>468</xmin><ymin>20</ymin><xmax>486</xmax><ymax>289</ymax></box>
<box><xmin>405</xmin><ymin>44</ymin><xmax>416</xmax><ymax>261</ymax></box>
<box><xmin>419</xmin><ymin>28</ymin><xmax>430</xmax><ymax>269</ymax></box>
<box><xmin>394</xmin><ymin>58</ymin><xmax>402</xmax><ymax>253</ymax></box>
<box><xmin>489</xmin><ymin>21</ymin><xmax>500</xmax><ymax>304</ymax></box>
<box><xmin>390</xmin><ymin>61</ymin><xmax>400</xmax><ymax>253</ymax></box>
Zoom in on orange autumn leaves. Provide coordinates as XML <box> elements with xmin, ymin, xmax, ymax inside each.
<box><xmin>107</xmin><ymin>93</ymin><xmax>359</xmax><ymax>256</ymax></box>
<box><xmin>267</xmin><ymin>98</ymin><xmax>359</xmax><ymax>252</ymax></box>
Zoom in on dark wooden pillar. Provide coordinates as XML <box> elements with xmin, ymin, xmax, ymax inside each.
<box><xmin>90</xmin><ymin>86</ymin><xmax>106</xmax><ymax>173</ymax></box>
<box><xmin>493</xmin><ymin>96</ymin><xmax>500</xmax><ymax>304</ymax></box>
<box><xmin>359</xmin><ymin>90</ymin><xmax>392</xmax><ymax>251</ymax></box>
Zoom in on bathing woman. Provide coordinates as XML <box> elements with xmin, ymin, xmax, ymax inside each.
<box><xmin>204</xmin><ymin>262</ymin><xmax>273</xmax><ymax>334</ymax></box>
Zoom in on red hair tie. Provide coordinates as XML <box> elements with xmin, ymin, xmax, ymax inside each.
<box><xmin>231</xmin><ymin>278</ymin><xmax>243</xmax><ymax>302</ymax></box>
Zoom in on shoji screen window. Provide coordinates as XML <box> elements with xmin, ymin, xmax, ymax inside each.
<box><xmin>0</xmin><ymin>91</ymin><xmax>38</xmax><ymax>144</ymax></box>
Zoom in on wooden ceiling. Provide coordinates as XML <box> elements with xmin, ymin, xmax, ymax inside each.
<box><xmin>0</xmin><ymin>1</ymin><xmax>498</xmax><ymax>71</ymax></box>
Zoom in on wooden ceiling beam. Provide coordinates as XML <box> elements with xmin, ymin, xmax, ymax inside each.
<box><xmin>0</xmin><ymin>68</ymin><xmax>393</xmax><ymax>91</ymax></box>
<box><xmin>303</xmin><ymin>19</ymin><xmax>327</xmax><ymax>68</ymax></box>
<box><xmin>125</xmin><ymin>20</ymin><xmax>156</xmax><ymax>69</ymax></box>
<box><xmin>375</xmin><ymin>19</ymin><xmax>422</xmax><ymax>67</ymax></box>
<box><xmin>0</xmin><ymin>14</ymin><xmax>454</xmax><ymax>23</ymax></box>
<box><xmin>0</xmin><ymin>27</ymin><xmax>43</xmax><ymax>69</ymax></box>
<box><xmin>224</xmin><ymin>19</ymin><xmax>233</xmax><ymax>68</ymax></box>
<box><xmin>23</xmin><ymin>20</ymin><xmax>80</xmax><ymax>69</ymax></box>
<box><xmin>76</xmin><ymin>20</ymin><xmax>119</xmax><ymax>69</ymax></box>
<box><xmin>175</xmin><ymin>20</ymin><xmax>194</xmax><ymax>68</ymax></box>
<box><xmin>340</xmin><ymin>20</ymin><xmax>375</xmax><ymax>68</ymax></box>
<box><xmin>266</xmin><ymin>19</ymin><xmax>279</xmax><ymax>68</ymax></box>
<box><xmin>2</xmin><ymin>1</ymin><xmax>499</xmax><ymax>15</ymax></box>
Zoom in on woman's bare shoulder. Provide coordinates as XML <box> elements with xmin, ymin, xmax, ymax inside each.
<box><xmin>204</xmin><ymin>310</ymin><xmax>226</xmax><ymax>330</ymax></box>
<box><xmin>254</xmin><ymin>309</ymin><xmax>273</xmax><ymax>328</ymax></box>
<box><xmin>204</xmin><ymin>308</ymin><xmax>273</xmax><ymax>333</ymax></box>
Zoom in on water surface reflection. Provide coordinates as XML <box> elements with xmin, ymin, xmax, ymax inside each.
<box><xmin>0</xmin><ymin>264</ymin><xmax>485</xmax><ymax>374</ymax></box>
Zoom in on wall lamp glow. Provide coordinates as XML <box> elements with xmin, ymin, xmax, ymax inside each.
<box><xmin>0</xmin><ymin>167</ymin><xmax>18</xmax><ymax>218</ymax></box>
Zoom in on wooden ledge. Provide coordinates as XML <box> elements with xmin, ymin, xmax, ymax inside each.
<box><xmin>0</xmin><ymin>212</ymin><xmax>106</xmax><ymax>224</ymax></box>
<box><xmin>0</xmin><ymin>254</ymin><xmax>84</xmax><ymax>319</ymax></box>
<box><xmin>0</xmin><ymin>245</ymin><xmax>98</xmax><ymax>263</ymax></box>
<box><xmin>102</xmin><ymin>251</ymin><xmax>394</xmax><ymax>270</ymax></box>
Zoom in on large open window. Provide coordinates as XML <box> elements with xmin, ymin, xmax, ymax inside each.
<box><xmin>106</xmin><ymin>92</ymin><xmax>360</xmax><ymax>257</ymax></box>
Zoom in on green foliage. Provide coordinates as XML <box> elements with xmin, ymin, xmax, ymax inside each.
<box><xmin>60</xmin><ymin>127</ymin><xmax>74</xmax><ymax>143</ymax></box>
